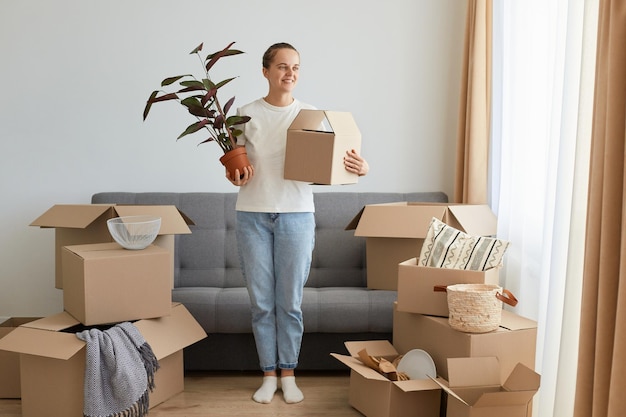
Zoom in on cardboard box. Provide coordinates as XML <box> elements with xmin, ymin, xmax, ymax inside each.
<box><xmin>331</xmin><ymin>340</ymin><xmax>442</xmax><ymax>417</ymax></box>
<box><xmin>433</xmin><ymin>357</ymin><xmax>540</xmax><ymax>417</ymax></box>
<box><xmin>396</xmin><ymin>258</ymin><xmax>501</xmax><ymax>316</ymax></box>
<box><xmin>393</xmin><ymin>303</ymin><xmax>537</xmax><ymax>382</ymax></box>
<box><xmin>62</xmin><ymin>242</ymin><xmax>172</xmax><ymax>325</ymax></box>
<box><xmin>0</xmin><ymin>318</ymin><xmax>40</xmax><ymax>398</ymax></box>
<box><xmin>0</xmin><ymin>303</ymin><xmax>206</xmax><ymax>417</ymax></box>
<box><xmin>284</xmin><ymin>109</ymin><xmax>361</xmax><ymax>185</ymax></box>
<box><xmin>30</xmin><ymin>204</ymin><xmax>193</xmax><ymax>289</ymax></box>
<box><xmin>346</xmin><ymin>203</ymin><xmax>496</xmax><ymax>290</ymax></box>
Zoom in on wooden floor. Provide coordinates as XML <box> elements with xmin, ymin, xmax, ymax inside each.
<box><xmin>0</xmin><ymin>371</ymin><xmax>364</xmax><ymax>417</ymax></box>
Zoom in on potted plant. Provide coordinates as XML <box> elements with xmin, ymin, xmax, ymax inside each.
<box><xmin>143</xmin><ymin>41</ymin><xmax>251</xmax><ymax>178</ymax></box>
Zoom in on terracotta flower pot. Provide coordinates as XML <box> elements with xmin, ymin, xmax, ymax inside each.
<box><xmin>219</xmin><ymin>147</ymin><xmax>250</xmax><ymax>179</ymax></box>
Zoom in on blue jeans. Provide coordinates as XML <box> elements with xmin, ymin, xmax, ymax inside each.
<box><xmin>236</xmin><ymin>211</ymin><xmax>315</xmax><ymax>372</ymax></box>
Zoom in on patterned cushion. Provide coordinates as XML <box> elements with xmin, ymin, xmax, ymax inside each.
<box><xmin>418</xmin><ymin>217</ymin><xmax>510</xmax><ymax>271</ymax></box>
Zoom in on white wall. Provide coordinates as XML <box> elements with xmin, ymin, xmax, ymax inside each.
<box><xmin>0</xmin><ymin>0</ymin><xmax>467</xmax><ymax>317</ymax></box>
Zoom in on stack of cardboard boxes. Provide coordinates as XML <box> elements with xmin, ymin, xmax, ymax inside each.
<box><xmin>0</xmin><ymin>204</ymin><xmax>207</xmax><ymax>417</ymax></box>
<box><xmin>334</xmin><ymin>202</ymin><xmax>541</xmax><ymax>417</ymax></box>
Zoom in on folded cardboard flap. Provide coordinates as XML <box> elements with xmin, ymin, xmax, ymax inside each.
<box><xmin>394</xmin><ymin>378</ymin><xmax>444</xmax><ymax>393</ymax></box>
<box><xmin>499</xmin><ymin>310</ymin><xmax>538</xmax><ymax>331</ymax></box>
<box><xmin>431</xmin><ymin>357</ymin><xmax>540</xmax><ymax>408</ymax></box>
<box><xmin>447</xmin><ymin>357</ymin><xmax>501</xmax><ymax>388</ymax></box>
<box><xmin>30</xmin><ymin>204</ymin><xmax>112</xmax><ymax>229</ymax></box>
<box><xmin>503</xmin><ymin>362</ymin><xmax>542</xmax><ymax>392</ymax></box>
<box><xmin>0</xmin><ymin>317</ymin><xmax>40</xmax><ymax>329</ymax></box>
<box><xmin>31</xmin><ymin>204</ymin><xmax>194</xmax><ymax>235</ymax></box>
<box><xmin>474</xmin><ymin>389</ymin><xmax>537</xmax><ymax>407</ymax></box>
<box><xmin>288</xmin><ymin>109</ymin><xmax>328</xmax><ymax>131</ymax></box>
<box><xmin>344</xmin><ymin>339</ymin><xmax>399</xmax><ymax>359</ymax></box>
<box><xmin>288</xmin><ymin>109</ymin><xmax>361</xmax><ymax>136</ymax></box>
<box><xmin>345</xmin><ymin>202</ymin><xmax>497</xmax><ymax>238</ymax></box>
<box><xmin>345</xmin><ymin>203</ymin><xmax>447</xmax><ymax>238</ymax></box>
<box><xmin>330</xmin><ymin>353</ymin><xmax>390</xmax><ymax>381</ymax></box>
<box><xmin>134</xmin><ymin>301</ymin><xmax>207</xmax><ymax>359</ymax></box>
<box><xmin>445</xmin><ymin>205</ymin><xmax>497</xmax><ymax>236</ymax></box>
<box><xmin>0</xmin><ymin>303</ymin><xmax>207</xmax><ymax>361</ymax></box>
<box><xmin>0</xmin><ymin>325</ymin><xmax>84</xmax><ymax>360</ymax></box>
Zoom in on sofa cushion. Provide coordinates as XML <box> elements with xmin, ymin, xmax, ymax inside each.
<box><xmin>171</xmin><ymin>287</ymin><xmax>398</xmax><ymax>334</ymax></box>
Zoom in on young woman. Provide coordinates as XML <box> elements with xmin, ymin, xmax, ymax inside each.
<box><xmin>227</xmin><ymin>42</ymin><xmax>369</xmax><ymax>404</ymax></box>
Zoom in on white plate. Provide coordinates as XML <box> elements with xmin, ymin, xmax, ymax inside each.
<box><xmin>396</xmin><ymin>349</ymin><xmax>437</xmax><ymax>380</ymax></box>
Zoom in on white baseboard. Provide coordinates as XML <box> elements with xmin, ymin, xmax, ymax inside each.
<box><xmin>0</xmin><ymin>316</ymin><xmax>9</xmax><ymax>324</ymax></box>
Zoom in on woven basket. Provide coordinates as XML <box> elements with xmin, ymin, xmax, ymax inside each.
<box><xmin>441</xmin><ymin>284</ymin><xmax>518</xmax><ymax>333</ymax></box>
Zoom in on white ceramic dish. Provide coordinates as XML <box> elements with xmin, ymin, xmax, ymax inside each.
<box><xmin>396</xmin><ymin>349</ymin><xmax>437</xmax><ymax>380</ymax></box>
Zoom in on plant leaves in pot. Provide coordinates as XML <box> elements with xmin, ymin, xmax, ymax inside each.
<box><xmin>143</xmin><ymin>41</ymin><xmax>252</xmax><ymax>179</ymax></box>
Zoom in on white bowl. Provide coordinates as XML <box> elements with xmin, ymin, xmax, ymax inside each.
<box><xmin>396</xmin><ymin>349</ymin><xmax>437</xmax><ymax>380</ymax></box>
<box><xmin>106</xmin><ymin>215</ymin><xmax>161</xmax><ymax>250</ymax></box>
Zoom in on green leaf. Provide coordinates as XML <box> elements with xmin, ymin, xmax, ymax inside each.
<box><xmin>206</xmin><ymin>49</ymin><xmax>244</xmax><ymax>64</ymax></box>
<box><xmin>223</xmin><ymin>96</ymin><xmax>235</xmax><ymax>115</ymax></box>
<box><xmin>203</xmin><ymin>78</ymin><xmax>217</xmax><ymax>90</ymax></box>
<box><xmin>226</xmin><ymin>115</ymin><xmax>251</xmax><ymax>127</ymax></box>
<box><xmin>150</xmin><ymin>92</ymin><xmax>179</xmax><ymax>103</ymax></box>
<box><xmin>181</xmin><ymin>97</ymin><xmax>208</xmax><ymax>117</ymax></box>
<box><xmin>161</xmin><ymin>75</ymin><xmax>191</xmax><ymax>87</ymax></box>
<box><xmin>214</xmin><ymin>77</ymin><xmax>235</xmax><ymax>90</ymax></box>
<box><xmin>190</xmin><ymin>43</ymin><xmax>203</xmax><ymax>54</ymax></box>
<box><xmin>180</xmin><ymin>80</ymin><xmax>204</xmax><ymax>87</ymax></box>
<box><xmin>177</xmin><ymin>119</ymin><xmax>210</xmax><ymax>140</ymax></box>
<box><xmin>205</xmin><ymin>41</ymin><xmax>240</xmax><ymax>71</ymax></box>
<box><xmin>214</xmin><ymin>114</ymin><xmax>224</xmax><ymax>129</ymax></box>
<box><xmin>201</xmin><ymin>89</ymin><xmax>217</xmax><ymax>106</ymax></box>
<box><xmin>143</xmin><ymin>91</ymin><xmax>159</xmax><ymax>120</ymax></box>
<box><xmin>178</xmin><ymin>80</ymin><xmax>206</xmax><ymax>93</ymax></box>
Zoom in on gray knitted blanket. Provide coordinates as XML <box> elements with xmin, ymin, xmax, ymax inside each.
<box><xmin>76</xmin><ymin>322</ymin><xmax>159</xmax><ymax>417</ymax></box>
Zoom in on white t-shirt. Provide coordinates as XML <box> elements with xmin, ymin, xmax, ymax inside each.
<box><xmin>235</xmin><ymin>98</ymin><xmax>316</xmax><ymax>213</ymax></box>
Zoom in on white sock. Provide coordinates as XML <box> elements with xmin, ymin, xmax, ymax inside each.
<box><xmin>281</xmin><ymin>376</ymin><xmax>304</xmax><ymax>404</ymax></box>
<box><xmin>253</xmin><ymin>376</ymin><xmax>277</xmax><ymax>404</ymax></box>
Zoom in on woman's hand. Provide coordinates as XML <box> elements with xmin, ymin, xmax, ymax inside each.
<box><xmin>343</xmin><ymin>149</ymin><xmax>369</xmax><ymax>176</ymax></box>
<box><xmin>226</xmin><ymin>165</ymin><xmax>254</xmax><ymax>186</ymax></box>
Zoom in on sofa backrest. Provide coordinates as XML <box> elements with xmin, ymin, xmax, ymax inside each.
<box><xmin>91</xmin><ymin>192</ymin><xmax>448</xmax><ymax>289</ymax></box>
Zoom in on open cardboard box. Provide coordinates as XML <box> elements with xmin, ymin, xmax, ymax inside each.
<box><xmin>433</xmin><ymin>357</ymin><xmax>540</xmax><ymax>417</ymax></box>
<box><xmin>393</xmin><ymin>303</ymin><xmax>537</xmax><ymax>382</ymax></box>
<box><xmin>346</xmin><ymin>203</ymin><xmax>496</xmax><ymax>290</ymax></box>
<box><xmin>397</xmin><ymin>258</ymin><xmax>501</xmax><ymax>316</ymax></box>
<box><xmin>331</xmin><ymin>340</ymin><xmax>442</xmax><ymax>417</ymax></box>
<box><xmin>0</xmin><ymin>303</ymin><xmax>206</xmax><ymax>417</ymax></box>
<box><xmin>30</xmin><ymin>204</ymin><xmax>194</xmax><ymax>289</ymax></box>
<box><xmin>0</xmin><ymin>317</ymin><xmax>40</xmax><ymax>398</ymax></box>
<box><xmin>62</xmin><ymin>242</ymin><xmax>172</xmax><ymax>325</ymax></box>
<box><xmin>284</xmin><ymin>109</ymin><xmax>361</xmax><ymax>185</ymax></box>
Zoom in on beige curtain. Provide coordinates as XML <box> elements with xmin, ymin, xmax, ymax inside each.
<box><xmin>454</xmin><ymin>0</ymin><xmax>492</xmax><ymax>204</ymax></box>
<box><xmin>574</xmin><ymin>1</ymin><xmax>626</xmax><ymax>415</ymax></box>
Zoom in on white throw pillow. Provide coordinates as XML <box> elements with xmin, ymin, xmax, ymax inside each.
<box><xmin>418</xmin><ymin>217</ymin><xmax>510</xmax><ymax>271</ymax></box>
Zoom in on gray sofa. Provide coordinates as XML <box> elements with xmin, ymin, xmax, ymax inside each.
<box><xmin>92</xmin><ymin>191</ymin><xmax>448</xmax><ymax>370</ymax></box>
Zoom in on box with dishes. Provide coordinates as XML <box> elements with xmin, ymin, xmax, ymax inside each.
<box><xmin>332</xmin><ymin>340</ymin><xmax>442</xmax><ymax>417</ymax></box>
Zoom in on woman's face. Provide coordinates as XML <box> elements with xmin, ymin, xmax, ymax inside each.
<box><xmin>263</xmin><ymin>48</ymin><xmax>300</xmax><ymax>94</ymax></box>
